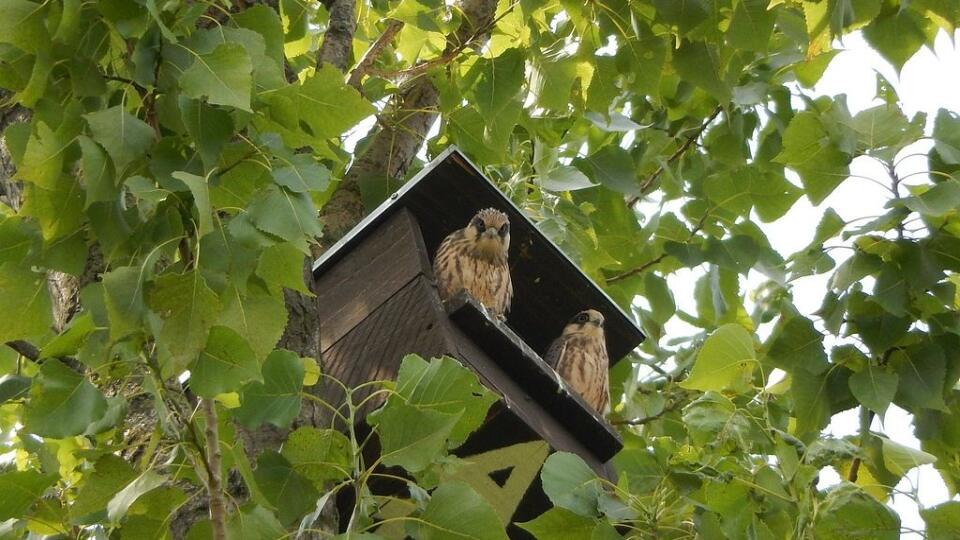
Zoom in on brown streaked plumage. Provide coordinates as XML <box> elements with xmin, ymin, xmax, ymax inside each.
<box><xmin>545</xmin><ymin>309</ymin><xmax>610</xmax><ymax>413</ymax></box>
<box><xmin>433</xmin><ymin>208</ymin><xmax>513</xmax><ymax>319</ymax></box>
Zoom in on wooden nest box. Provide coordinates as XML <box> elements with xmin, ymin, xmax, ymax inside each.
<box><xmin>312</xmin><ymin>147</ymin><xmax>645</xmax><ymax>531</ymax></box>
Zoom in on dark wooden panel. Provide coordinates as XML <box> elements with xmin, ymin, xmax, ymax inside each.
<box><xmin>444</xmin><ymin>293</ymin><xmax>623</xmax><ymax>465</ymax></box>
<box><xmin>316</xmin><ymin>209</ymin><xmax>432</xmax><ymax>351</ymax></box>
<box><xmin>443</xmin><ymin>325</ymin><xmax>615</xmax><ymax>473</ymax></box>
<box><xmin>312</xmin><ymin>147</ymin><xmax>645</xmax><ymax>363</ymax></box>
<box><xmin>318</xmin><ymin>276</ymin><xmax>452</xmax><ymax>424</ymax></box>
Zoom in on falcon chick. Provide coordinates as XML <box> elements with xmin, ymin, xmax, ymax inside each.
<box><xmin>545</xmin><ymin>309</ymin><xmax>610</xmax><ymax>414</ymax></box>
<box><xmin>433</xmin><ymin>208</ymin><xmax>513</xmax><ymax>319</ymax></box>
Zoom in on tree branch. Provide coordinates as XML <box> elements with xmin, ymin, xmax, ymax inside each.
<box><xmin>321</xmin><ymin>0</ymin><xmax>500</xmax><ymax>242</ymax></box>
<box><xmin>348</xmin><ymin>19</ymin><xmax>405</xmax><ymax>89</ymax></box>
<box><xmin>606</xmin><ymin>210</ymin><xmax>711</xmax><ymax>283</ymax></box>
<box><xmin>5</xmin><ymin>340</ymin><xmax>39</xmax><ymax>361</ymax></box>
<box><xmin>627</xmin><ymin>106</ymin><xmax>723</xmax><ymax>207</ymax></box>
<box><xmin>202</xmin><ymin>399</ymin><xmax>228</xmax><ymax>540</ymax></box>
<box><xmin>318</xmin><ymin>0</ymin><xmax>358</xmax><ymax>72</ymax></box>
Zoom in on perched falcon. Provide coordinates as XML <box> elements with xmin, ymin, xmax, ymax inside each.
<box><xmin>433</xmin><ymin>208</ymin><xmax>513</xmax><ymax>319</ymax></box>
<box><xmin>544</xmin><ymin>309</ymin><xmax>610</xmax><ymax>414</ymax></box>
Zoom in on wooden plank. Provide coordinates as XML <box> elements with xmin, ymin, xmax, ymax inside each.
<box><xmin>316</xmin><ymin>209</ymin><xmax>433</xmax><ymax>351</ymax></box>
<box><xmin>318</xmin><ymin>276</ymin><xmax>452</xmax><ymax>426</ymax></box>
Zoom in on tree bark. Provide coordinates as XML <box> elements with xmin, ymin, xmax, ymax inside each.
<box><xmin>321</xmin><ymin>0</ymin><xmax>499</xmax><ymax>241</ymax></box>
<box><xmin>317</xmin><ymin>0</ymin><xmax>357</xmax><ymax>71</ymax></box>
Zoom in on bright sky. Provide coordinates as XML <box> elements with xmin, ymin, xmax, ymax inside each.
<box><xmin>804</xmin><ymin>29</ymin><xmax>959</xmax><ymax>537</ymax></box>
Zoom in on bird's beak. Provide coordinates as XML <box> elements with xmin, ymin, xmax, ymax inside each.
<box><xmin>482</xmin><ymin>228</ymin><xmax>498</xmax><ymax>238</ymax></box>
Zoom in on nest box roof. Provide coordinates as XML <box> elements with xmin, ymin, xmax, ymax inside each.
<box><xmin>312</xmin><ymin>146</ymin><xmax>645</xmax><ymax>364</ymax></box>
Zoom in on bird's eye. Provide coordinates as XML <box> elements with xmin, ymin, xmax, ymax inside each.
<box><xmin>499</xmin><ymin>223</ymin><xmax>509</xmax><ymax>236</ymax></box>
<box><xmin>575</xmin><ymin>313</ymin><xmax>589</xmax><ymax>324</ymax></box>
<box><xmin>473</xmin><ymin>218</ymin><xmax>485</xmax><ymax>232</ymax></box>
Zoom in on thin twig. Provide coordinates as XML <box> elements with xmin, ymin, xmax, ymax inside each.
<box><xmin>606</xmin><ymin>210</ymin><xmax>711</xmax><ymax>283</ymax></box>
<box><xmin>348</xmin><ymin>19</ymin><xmax>405</xmax><ymax>89</ymax></box>
<box><xmin>202</xmin><ymin>399</ymin><xmax>228</xmax><ymax>540</ymax></box>
<box><xmin>611</xmin><ymin>400</ymin><xmax>683</xmax><ymax>426</ymax></box>
<box><xmin>366</xmin><ymin>2</ymin><xmax>518</xmax><ymax>84</ymax></box>
<box><xmin>627</xmin><ymin>106</ymin><xmax>724</xmax><ymax>207</ymax></box>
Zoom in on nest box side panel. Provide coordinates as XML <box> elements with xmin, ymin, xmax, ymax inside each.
<box><xmin>315</xmin><ymin>209</ymin><xmax>434</xmax><ymax>352</ymax></box>
<box><xmin>318</xmin><ymin>276</ymin><xmax>452</xmax><ymax>420</ymax></box>
<box><xmin>314</xmin><ymin>209</ymin><xmax>457</xmax><ymax>422</ymax></box>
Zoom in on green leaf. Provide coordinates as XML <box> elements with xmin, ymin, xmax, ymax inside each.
<box><xmin>932</xmin><ymin>109</ymin><xmax>960</xmax><ymax>164</ymax></box>
<box><xmin>227</xmin><ymin>504</ymin><xmax>288</xmax><ymax>539</ymax></box>
<box><xmin>84</xmin><ymin>106</ymin><xmax>155</xmax><ymax>172</ymax></box>
<box><xmin>246</xmin><ymin>185</ymin><xmax>323</xmax><ymax>242</ymax></box>
<box><xmin>272</xmin><ymin>154</ymin><xmax>331</xmax><ymax>193</ymax></box>
<box><xmin>0</xmin><ymin>0</ymin><xmax>48</xmax><ymax>53</ymax></box>
<box><xmin>923</xmin><ymin>501</ymin><xmax>960</xmax><ymax>540</ymax></box>
<box><xmin>673</xmin><ymin>40</ymin><xmax>730</xmax><ymax>102</ymax></box>
<box><xmin>291</xmin><ymin>64</ymin><xmax>375</xmax><ymax>139</ymax></box>
<box><xmin>179</xmin><ymin>97</ymin><xmax>234</xmax><ymax>172</ymax></box>
<box><xmin>776</xmin><ymin>112</ymin><xmax>851</xmax><ymax>204</ymax></box>
<box><xmin>540</xmin><ymin>166</ymin><xmax>596</xmax><ymax>192</ymax></box>
<box><xmin>765</xmin><ymin>316</ymin><xmax>828</xmax><ymax>374</ymax></box>
<box><xmin>862</xmin><ymin>6</ymin><xmax>928</xmax><ymax>72</ymax></box>
<box><xmin>540</xmin><ymin>452</ymin><xmax>602</xmax><ymax>517</ymax></box>
<box><xmin>902</xmin><ymin>180</ymin><xmax>960</xmax><ymax>217</ymax></box>
<box><xmin>881</xmin><ymin>437</ymin><xmax>936</xmax><ymax>476</ymax></box>
<box><xmin>256</xmin><ymin>242</ymin><xmax>311</xmax><ymax>294</ymax></box>
<box><xmin>872</xmin><ymin>265</ymin><xmax>909</xmax><ymax>316</ymax></box>
<box><xmin>849</xmin><ymin>105</ymin><xmax>923</xmax><ymax>153</ymax></box>
<box><xmin>644</xmin><ymin>273</ymin><xmax>675</xmax><ymax>325</ymax></box>
<box><xmin>727</xmin><ymin>0</ymin><xmax>775</xmax><ymax>51</ymax></box>
<box><xmin>575</xmin><ymin>146</ymin><xmax>638</xmax><ymax>195</ymax></box>
<box><xmin>473</xmin><ymin>48</ymin><xmax>525</xmax><ymax>144</ymax></box>
<box><xmin>791</xmin><ymin>369</ymin><xmax>833</xmax><ymax>437</ymax></box>
<box><xmin>189</xmin><ymin>326</ymin><xmax>260</xmax><ymax>398</ymax></box>
<box><xmin>106</xmin><ymin>470</ymin><xmax>166</xmax><ymax>522</ymax></box>
<box><xmin>79</xmin><ymin>136</ymin><xmax>118</xmax><ymax>208</ymax></box>
<box><xmin>281</xmin><ymin>427</ymin><xmax>352</xmax><ymax>486</ymax></box>
<box><xmin>369</xmin><ymin>402</ymin><xmax>461</xmax><ymax>473</ymax></box>
<box><xmin>180</xmin><ymin>43</ymin><xmax>253</xmax><ymax>111</ymax></box>
<box><xmin>24</xmin><ymin>359</ymin><xmax>108</xmax><ymax>438</ymax></box>
<box><xmin>218</xmin><ymin>286</ymin><xmax>287</xmax><ymax>362</ymax></box>
<box><xmin>253</xmin><ymin>451</ymin><xmax>318</xmax><ymax>526</ymax></box>
<box><xmin>518</xmin><ymin>508</ymin><xmax>599</xmax><ymax>540</ymax></box>
<box><xmin>893</xmin><ymin>342</ymin><xmax>947</xmax><ymax>412</ymax></box>
<box><xmin>148</xmin><ymin>271</ymin><xmax>222</xmax><ymax>378</ymax></box>
<box><xmin>682</xmin><ymin>391</ymin><xmax>755</xmax><ymax>448</ymax></box>
<box><xmin>848</xmin><ymin>365</ymin><xmax>898</xmax><ymax>416</ymax></box>
<box><xmin>0</xmin><ymin>374</ymin><xmax>31</xmax><ymax>404</ymax></box>
<box><xmin>392</xmin><ymin>355</ymin><xmax>498</xmax><ymax>448</ymax></box>
<box><xmin>171</xmin><ymin>172</ymin><xmax>213</xmax><ymax>236</ymax></box>
<box><xmin>20</xmin><ymin>173</ymin><xmax>84</xmax><ymax>241</ymax></box>
<box><xmin>415</xmin><ymin>482</ymin><xmax>508</xmax><ymax>540</ymax></box>
<box><xmin>69</xmin><ymin>455</ymin><xmax>137</xmax><ymax>522</ymax></box>
<box><xmin>102</xmin><ymin>266</ymin><xmax>146</xmax><ymax>342</ymax></box>
<box><xmin>813</xmin><ymin>483</ymin><xmax>899</xmax><ymax>540</ymax></box>
<box><xmin>0</xmin><ymin>261</ymin><xmax>52</xmax><ymax>342</ymax></box>
<box><xmin>17</xmin><ymin>122</ymin><xmax>64</xmax><ymax>189</ymax></box>
<box><xmin>235</xmin><ymin>349</ymin><xmax>304</xmax><ymax>429</ymax></box>
<box><xmin>680</xmin><ymin>323</ymin><xmax>756</xmax><ymax>393</ymax></box>
<box><xmin>0</xmin><ymin>470</ymin><xmax>56</xmax><ymax>521</ymax></box>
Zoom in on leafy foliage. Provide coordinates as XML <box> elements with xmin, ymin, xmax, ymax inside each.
<box><xmin>1</xmin><ymin>0</ymin><xmax>959</xmax><ymax>538</ymax></box>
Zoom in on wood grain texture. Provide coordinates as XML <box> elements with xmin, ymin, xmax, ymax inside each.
<box><xmin>316</xmin><ymin>209</ymin><xmax>433</xmax><ymax>351</ymax></box>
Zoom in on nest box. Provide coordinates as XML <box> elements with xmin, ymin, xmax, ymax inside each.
<box><xmin>312</xmin><ymin>147</ymin><xmax>645</xmax><ymax>534</ymax></box>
